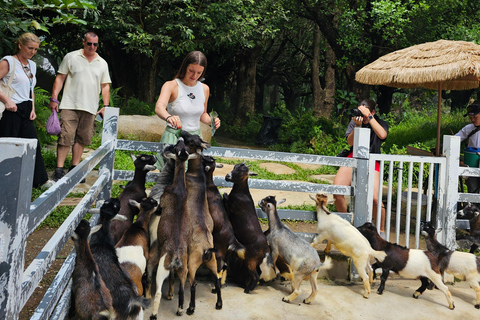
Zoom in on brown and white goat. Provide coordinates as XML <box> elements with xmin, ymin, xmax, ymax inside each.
<box><xmin>110</xmin><ymin>153</ymin><xmax>157</xmax><ymax>244</ymax></box>
<box><xmin>70</xmin><ymin>219</ymin><xmax>115</xmax><ymax>320</ymax></box>
<box><xmin>357</xmin><ymin>222</ymin><xmax>455</xmax><ymax>310</ymax></box>
<box><xmin>421</xmin><ymin>221</ymin><xmax>480</xmax><ymax>308</ymax></box>
<box><xmin>223</xmin><ymin>162</ymin><xmax>276</xmax><ymax>293</ymax></box>
<box><xmin>259</xmin><ymin>196</ymin><xmax>332</xmax><ymax>304</ymax></box>
<box><xmin>203</xmin><ymin>155</ymin><xmax>246</xmax><ymax>286</ymax></box>
<box><xmin>115</xmin><ymin>197</ymin><xmax>158</xmax><ymax>296</ymax></box>
<box><xmin>310</xmin><ymin>193</ymin><xmax>386</xmax><ymax>299</ymax></box>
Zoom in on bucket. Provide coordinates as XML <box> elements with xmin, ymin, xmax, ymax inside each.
<box><xmin>464</xmin><ymin>147</ymin><xmax>480</xmax><ymax>168</ymax></box>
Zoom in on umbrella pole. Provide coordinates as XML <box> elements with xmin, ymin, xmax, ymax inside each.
<box><xmin>436</xmin><ymin>83</ymin><xmax>442</xmax><ymax>156</ymax></box>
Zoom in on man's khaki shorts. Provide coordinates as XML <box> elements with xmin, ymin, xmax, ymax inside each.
<box><xmin>58</xmin><ymin>109</ymin><xmax>96</xmax><ymax>147</ymax></box>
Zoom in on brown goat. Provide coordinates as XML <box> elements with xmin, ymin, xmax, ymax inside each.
<box><xmin>203</xmin><ymin>155</ymin><xmax>246</xmax><ymax>287</ymax></box>
<box><xmin>148</xmin><ymin>138</ymin><xmax>194</xmax><ymax>319</ymax></box>
<box><xmin>70</xmin><ymin>220</ymin><xmax>115</xmax><ymax>320</ymax></box>
<box><xmin>182</xmin><ymin>132</ymin><xmax>222</xmax><ymax>314</ymax></box>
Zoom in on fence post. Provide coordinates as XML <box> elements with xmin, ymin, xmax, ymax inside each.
<box><xmin>441</xmin><ymin>135</ymin><xmax>461</xmax><ymax>249</ymax></box>
<box><xmin>98</xmin><ymin>106</ymin><xmax>119</xmax><ymax>203</ymax></box>
<box><xmin>352</xmin><ymin>128</ymin><xmax>372</xmax><ymax>227</ymax></box>
<box><xmin>0</xmin><ymin>138</ymin><xmax>37</xmax><ymax>320</ymax></box>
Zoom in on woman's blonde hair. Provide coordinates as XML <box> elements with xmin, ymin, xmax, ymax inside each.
<box><xmin>15</xmin><ymin>33</ymin><xmax>41</xmax><ymax>53</ymax></box>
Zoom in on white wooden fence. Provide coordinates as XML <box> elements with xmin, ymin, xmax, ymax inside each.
<box><xmin>0</xmin><ymin>107</ymin><xmax>478</xmax><ymax>319</ymax></box>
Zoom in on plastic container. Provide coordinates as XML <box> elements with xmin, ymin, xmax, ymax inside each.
<box><xmin>464</xmin><ymin>147</ymin><xmax>480</xmax><ymax>168</ymax></box>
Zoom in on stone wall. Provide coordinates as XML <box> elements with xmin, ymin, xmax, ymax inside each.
<box><xmin>117</xmin><ymin>115</ymin><xmax>212</xmax><ymax>142</ymax></box>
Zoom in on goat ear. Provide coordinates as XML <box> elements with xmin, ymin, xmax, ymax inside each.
<box><xmin>188</xmin><ymin>153</ymin><xmax>199</xmax><ymax>160</ymax></box>
<box><xmin>130</xmin><ymin>153</ymin><xmax>136</xmax><ymax>162</ymax></box>
<box><xmin>164</xmin><ymin>151</ymin><xmax>176</xmax><ymax>159</ymax></box>
<box><xmin>436</xmin><ymin>227</ymin><xmax>443</xmax><ymax>234</ymax></box>
<box><xmin>144</xmin><ymin>164</ymin><xmax>157</xmax><ymax>172</ymax></box>
<box><xmin>277</xmin><ymin>198</ymin><xmax>286</xmax><ymax>205</ymax></box>
<box><xmin>90</xmin><ymin>225</ymin><xmax>102</xmax><ymax>235</ymax></box>
<box><xmin>216</xmin><ymin>163</ymin><xmax>224</xmax><ymax>169</ymax></box>
<box><xmin>248</xmin><ymin>172</ymin><xmax>258</xmax><ymax>177</ymax></box>
<box><xmin>205</xmin><ymin>165</ymin><xmax>211</xmax><ymax>172</ymax></box>
<box><xmin>309</xmin><ymin>194</ymin><xmax>316</xmax><ymax>202</ymax></box>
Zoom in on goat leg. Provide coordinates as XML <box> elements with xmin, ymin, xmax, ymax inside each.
<box><xmin>413</xmin><ymin>276</ymin><xmax>430</xmax><ymax>298</ymax></box>
<box><xmin>377</xmin><ymin>268</ymin><xmax>390</xmax><ymax>294</ymax></box>
<box><xmin>167</xmin><ymin>270</ymin><xmax>175</xmax><ymax>300</ymax></box>
<box><xmin>186</xmin><ymin>281</ymin><xmax>197</xmax><ymax>315</ymax></box>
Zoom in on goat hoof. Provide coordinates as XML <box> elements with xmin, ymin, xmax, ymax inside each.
<box><xmin>176</xmin><ymin>308</ymin><xmax>184</xmax><ymax>316</ymax></box>
<box><xmin>475</xmin><ymin>304</ymin><xmax>480</xmax><ymax>309</ymax></box>
<box><xmin>244</xmin><ymin>289</ymin><xmax>250</xmax><ymax>294</ymax></box>
<box><xmin>413</xmin><ymin>292</ymin><xmax>420</xmax><ymax>299</ymax></box>
<box><xmin>186</xmin><ymin>308</ymin><xmax>195</xmax><ymax>315</ymax></box>
<box><xmin>282</xmin><ymin>297</ymin><xmax>290</xmax><ymax>303</ymax></box>
<box><xmin>216</xmin><ymin>302</ymin><xmax>222</xmax><ymax>310</ymax></box>
<box><xmin>302</xmin><ymin>299</ymin><xmax>311</xmax><ymax>305</ymax></box>
<box><xmin>211</xmin><ymin>288</ymin><xmax>217</xmax><ymax>294</ymax></box>
<box><xmin>377</xmin><ymin>290</ymin><xmax>383</xmax><ymax>295</ymax></box>
<box><xmin>450</xmin><ymin>303</ymin><xmax>455</xmax><ymax>310</ymax></box>
<box><xmin>150</xmin><ymin>316</ymin><xmax>157</xmax><ymax>320</ymax></box>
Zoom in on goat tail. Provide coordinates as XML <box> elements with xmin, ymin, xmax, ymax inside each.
<box><xmin>228</xmin><ymin>241</ymin><xmax>246</xmax><ymax>260</ymax></box>
<box><xmin>203</xmin><ymin>248</ymin><xmax>218</xmax><ymax>262</ymax></box>
<box><xmin>169</xmin><ymin>257</ymin><xmax>183</xmax><ymax>269</ymax></box>
<box><xmin>371</xmin><ymin>250</ymin><xmax>387</xmax><ymax>263</ymax></box>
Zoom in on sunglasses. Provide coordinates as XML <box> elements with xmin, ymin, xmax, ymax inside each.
<box><xmin>23</xmin><ymin>65</ymin><xmax>33</xmax><ymax>79</ymax></box>
<box><xmin>86</xmin><ymin>42</ymin><xmax>99</xmax><ymax>47</ymax></box>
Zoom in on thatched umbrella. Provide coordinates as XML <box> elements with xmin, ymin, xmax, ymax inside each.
<box><xmin>355</xmin><ymin>39</ymin><xmax>480</xmax><ymax>156</ymax></box>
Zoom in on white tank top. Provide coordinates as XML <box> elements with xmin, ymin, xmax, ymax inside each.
<box><xmin>167</xmin><ymin>78</ymin><xmax>205</xmax><ymax>131</ymax></box>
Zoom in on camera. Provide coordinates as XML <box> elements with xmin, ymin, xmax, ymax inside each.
<box><xmin>350</xmin><ymin>108</ymin><xmax>363</xmax><ymax>117</ymax></box>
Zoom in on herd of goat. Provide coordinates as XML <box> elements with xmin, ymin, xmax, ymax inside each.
<box><xmin>68</xmin><ymin>131</ymin><xmax>480</xmax><ymax>319</ymax></box>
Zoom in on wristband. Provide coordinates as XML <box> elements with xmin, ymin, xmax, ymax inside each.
<box><xmin>50</xmin><ymin>97</ymin><xmax>59</xmax><ymax>104</ymax></box>
<box><xmin>368</xmin><ymin>114</ymin><xmax>374</xmax><ymax>120</ymax></box>
<box><xmin>104</xmin><ymin>105</ymin><xmax>110</xmax><ymax>107</ymax></box>
<box><xmin>165</xmin><ymin>115</ymin><xmax>172</xmax><ymax>122</ymax></box>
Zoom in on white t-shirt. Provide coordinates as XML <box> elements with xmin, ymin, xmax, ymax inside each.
<box><xmin>167</xmin><ymin>78</ymin><xmax>205</xmax><ymax>131</ymax></box>
<box><xmin>455</xmin><ymin>123</ymin><xmax>480</xmax><ymax>147</ymax></box>
<box><xmin>58</xmin><ymin>49</ymin><xmax>111</xmax><ymax>115</ymax></box>
<box><xmin>1</xmin><ymin>55</ymin><xmax>37</xmax><ymax>103</ymax></box>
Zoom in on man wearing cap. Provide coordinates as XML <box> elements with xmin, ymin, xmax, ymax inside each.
<box><xmin>455</xmin><ymin>101</ymin><xmax>480</xmax><ymax>193</ymax></box>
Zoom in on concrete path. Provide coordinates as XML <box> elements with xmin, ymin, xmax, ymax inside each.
<box><xmin>143</xmin><ymin>274</ymin><xmax>478</xmax><ymax>320</ymax></box>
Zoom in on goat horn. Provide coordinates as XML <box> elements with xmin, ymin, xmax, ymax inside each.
<box><xmin>277</xmin><ymin>198</ymin><xmax>286</xmax><ymax>205</ymax></box>
<box><xmin>89</xmin><ymin>224</ymin><xmax>102</xmax><ymax>235</ymax></box>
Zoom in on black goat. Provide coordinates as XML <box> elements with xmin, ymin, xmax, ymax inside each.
<box><xmin>223</xmin><ymin>162</ymin><xmax>276</xmax><ymax>293</ymax></box>
<box><xmin>90</xmin><ymin>198</ymin><xmax>150</xmax><ymax>320</ymax></box>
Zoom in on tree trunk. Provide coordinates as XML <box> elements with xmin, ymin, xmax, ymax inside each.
<box><xmin>311</xmin><ymin>24</ymin><xmax>324</xmax><ymax>118</ymax></box>
<box><xmin>233</xmin><ymin>47</ymin><xmax>261</xmax><ymax>125</ymax></box>
<box><xmin>323</xmin><ymin>35</ymin><xmax>336</xmax><ymax>119</ymax></box>
<box><xmin>376</xmin><ymin>86</ymin><xmax>395</xmax><ymax>114</ymax></box>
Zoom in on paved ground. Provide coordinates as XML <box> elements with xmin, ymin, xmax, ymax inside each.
<box><xmin>143</xmin><ymin>274</ymin><xmax>479</xmax><ymax>320</ymax></box>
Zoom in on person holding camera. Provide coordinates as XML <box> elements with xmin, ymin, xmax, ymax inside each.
<box><xmin>333</xmin><ymin>99</ymin><xmax>389</xmax><ymax>236</ymax></box>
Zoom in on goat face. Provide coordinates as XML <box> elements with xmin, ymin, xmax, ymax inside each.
<box><xmin>258</xmin><ymin>196</ymin><xmax>277</xmax><ymax>212</ymax></box>
<box><xmin>458</xmin><ymin>202</ymin><xmax>480</xmax><ymax>219</ymax></box>
<box><xmin>181</xmin><ymin>131</ymin><xmax>210</xmax><ymax>151</ymax></box>
<box><xmin>357</xmin><ymin>222</ymin><xmax>378</xmax><ymax>242</ymax></box>
<box><xmin>72</xmin><ymin>220</ymin><xmax>91</xmax><ymax>241</ymax></box>
<box><xmin>100</xmin><ymin>198</ymin><xmax>121</xmax><ymax>222</ymax></box>
<box><xmin>225</xmin><ymin>162</ymin><xmax>257</xmax><ymax>183</ymax></box>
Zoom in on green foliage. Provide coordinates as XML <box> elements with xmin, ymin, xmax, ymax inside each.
<box><xmin>0</xmin><ymin>0</ymin><xmax>97</xmax><ymax>56</ymax></box>
<box><xmin>120</xmin><ymin>97</ymin><xmax>156</xmax><ymax>116</ymax></box>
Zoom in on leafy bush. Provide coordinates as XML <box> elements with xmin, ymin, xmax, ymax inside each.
<box><xmin>120</xmin><ymin>96</ymin><xmax>156</xmax><ymax>116</ymax></box>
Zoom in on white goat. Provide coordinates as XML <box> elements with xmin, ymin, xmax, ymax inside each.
<box><xmin>310</xmin><ymin>193</ymin><xmax>386</xmax><ymax>299</ymax></box>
